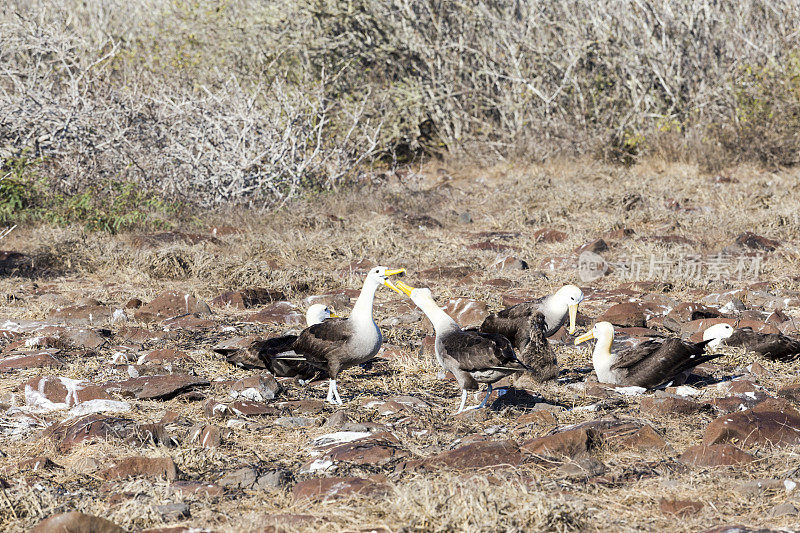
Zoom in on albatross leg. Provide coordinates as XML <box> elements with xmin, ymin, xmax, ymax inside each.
<box><xmin>325</xmin><ymin>379</ymin><xmax>335</xmax><ymax>404</ymax></box>
<box><xmin>454</xmin><ymin>389</ymin><xmax>468</xmax><ymax>414</ymax></box>
<box><xmin>332</xmin><ymin>379</ymin><xmax>343</xmax><ymax>405</ymax></box>
<box><xmin>472</xmin><ymin>383</ymin><xmax>493</xmax><ymax>410</ymax></box>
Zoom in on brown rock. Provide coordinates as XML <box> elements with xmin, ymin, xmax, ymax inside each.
<box><xmin>659</xmin><ymin>498</ymin><xmax>704</xmax><ymax>516</ymax></box>
<box><xmin>133</xmin><ymin>291</ymin><xmax>211</xmax><ymax>322</ymax></box>
<box><xmin>412</xmin><ymin>440</ymin><xmax>522</xmax><ymax>470</ymax></box>
<box><xmin>292</xmin><ymin>476</ymin><xmax>387</xmax><ymax>502</ymax></box>
<box><xmin>703</xmin><ymin>399</ymin><xmax>800</xmax><ymax>447</ymax></box>
<box><xmin>0</xmin><ymin>350</ymin><xmax>65</xmax><ymax>371</ymax></box>
<box><xmin>31</xmin><ymin>512</ymin><xmax>125</xmax><ymax>533</ymax></box>
<box><xmin>21</xmin><ymin>376</ymin><xmax>113</xmax><ymax>407</ymax></box>
<box><xmin>321</xmin><ymin>436</ymin><xmax>407</xmax><ymax>467</ymax></box>
<box><xmin>98</xmin><ymin>456</ymin><xmax>177</xmax><ymax>480</ymax></box>
<box><xmin>187</xmin><ymin>425</ymin><xmax>221</xmax><ymax>448</ymax></box>
<box><xmin>575</xmin><ymin>239</ymin><xmax>609</xmax><ymax>254</ymax></box>
<box><xmin>230</xmin><ymin>374</ymin><xmax>281</xmax><ymax>402</ymax></box>
<box><xmin>229</xmin><ymin>400</ymin><xmax>280</xmax><ymax>417</ymax></box>
<box><xmin>468</xmin><ymin>241</ymin><xmax>518</xmax><ymax>252</ymax></box>
<box><xmin>598</xmin><ymin>303</ymin><xmax>645</xmax><ymax>327</ymax></box>
<box><xmin>533</xmin><ymin>228</ymin><xmax>567</xmax><ymax>243</ymax></box>
<box><xmin>679</xmin><ymin>444</ymin><xmax>754</xmax><ymax>467</ymax></box>
<box><xmin>522</xmin><ymin>428</ymin><xmax>599</xmax><ymax>459</ymax></box>
<box><xmin>125</xmin><ymin>298</ymin><xmax>143</xmax><ymax>309</ymax></box>
<box><xmin>43</xmin><ymin>414</ymin><xmax>134</xmax><ymax>451</ymax></box>
<box><xmin>211</xmin><ymin>288</ymin><xmax>284</xmax><ymax>309</ymax></box>
<box><xmin>778</xmin><ymin>383</ymin><xmax>800</xmax><ymax>403</ymax></box>
<box><xmin>735</xmin><ymin>232</ymin><xmax>780</xmax><ymax>251</ymax></box>
<box><xmin>640</xmin><ymin>396</ymin><xmax>705</xmax><ymax>416</ymax></box>
<box><xmin>442</xmin><ymin>298</ymin><xmax>489</xmax><ymax>328</ymax></box>
<box><xmin>247</xmin><ymin>301</ymin><xmax>305</xmax><ymax>326</ymax></box>
<box><xmin>49</xmin><ymin>304</ymin><xmax>112</xmax><ymax>324</ymax></box>
<box><xmin>105</xmin><ymin>374</ymin><xmax>209</xmax><ymax>400</ymax></box>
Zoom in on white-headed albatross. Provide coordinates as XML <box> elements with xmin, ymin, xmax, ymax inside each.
<box><xmin>274</xmin><ymin>266</ymin><xmax>405</xmax><ymax>404</ymax></box>
<box><xmin>703</xmin><ymin>323</ymin><xmax>800</xmax><ymax>362</ymax></box>
<box><xmin>394</xmin><ymin>280</ymin><xmax>533</xmax><ymax>414</ymax></box>
<box><xmin>575</xmin><ymin>322</ymin><xmax>718</xmax><ymax>388</ymax></box>
<box><xmin>260</xmin><ymin>304</ymin><xmax>338</xmax><ymax>378</ymax></box>
<box><xmin>480</xmin><ymin>284</ymin><xmax>584</xmax><ymax>340</ymax></box>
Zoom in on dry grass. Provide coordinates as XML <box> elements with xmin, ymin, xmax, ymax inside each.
<box><xmin>0</xmin><ymin>159</ymin><xmax>799</xmax><ymax>531</ymax></box>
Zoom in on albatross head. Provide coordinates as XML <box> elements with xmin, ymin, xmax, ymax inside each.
<box><xmin>305</xmin><ymin>304</ymin><xmax>336</xmax><ymax>326</ymax></box>
<box><xmin>574</xmin><ymin>321</ymin><xmax>614</xmax><ymax>347</ymax></box>
<box><xmin>365</xmin><ymin>266</ymin><xmax>407</xmax><ymax>294</ymax></box>
<box><xmin>551</xmin><ymin>285</ymin><xmax>584</xmax><ymax>334</ymax></box>
<box><xmin>392</xmin><ymin>280</ymin><xmax>459</xmax><ymax>332</ymax></box>
<box><xmin>702</xmin><ymin>323</ymin><xmax>734</xmax><ymax>349</ymax></box>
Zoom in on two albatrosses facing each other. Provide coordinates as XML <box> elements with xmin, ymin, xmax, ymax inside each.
<box><xmin>394</xmin><ymin>279</ymin><xmax>547</xmax><ymax>414</ymax></box>
<box><xmin>575</xmin><ymin>321</ymin><xmax>719</xmax><ymax>389</ymax></box>
<box><xmin>703</xmin><ymin>323</ymin><xmax>800</xmax><ymax>362</ymax></box>
<box><xmin>271</xmin><ymin>266</ymin><xmax>406</xmax><ymax>404</ymax></box>
<box><xmin>479</xmin><ymin>284</ymin><xmax>583</xmax><ymax>381</ymax></box>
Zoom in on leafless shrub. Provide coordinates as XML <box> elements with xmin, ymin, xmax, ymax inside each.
<box><xmin>2</xmin><ymin>0</ymin><xmax>800</xmax><ymax>207</ymax></box>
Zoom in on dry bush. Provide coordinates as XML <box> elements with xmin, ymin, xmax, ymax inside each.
<box><xmin>3</xmin><ymin>1</ymin><xmax>800</xmax><ymax>208</ymax></box>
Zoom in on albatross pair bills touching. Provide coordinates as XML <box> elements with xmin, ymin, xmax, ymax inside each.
<box><xmin>394</xmin><ymin>280</ymin><xmax>580</xmax><ymax>413</ymax></box>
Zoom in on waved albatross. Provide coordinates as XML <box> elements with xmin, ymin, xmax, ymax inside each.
<box><xmin>575</xmin><ymin>322</ymin><xmax>718</xmax><ymax>388</ymax></box>
<box><xmin>703</xmin><ymin>323</ymin><xmax>800</xmax><ymax>362</ymax></box>
<box><xmin>480</xmin><ymin>284</ymin><xmax>584</xmax><ymax>339</ymax></box>
<box><xmin>395</xmin><ymin>280</ymin><xmax>533</xmax><ymax>414</ymax></box>
<box><xmin>260</xmin><ymin>304</ymin><xmax>337</xmax><ymax>379</ymax></box>
<box><xmin>274</xmin><ymin>266</ymin><xmax>405</xmax><ymax>404</ymax></box>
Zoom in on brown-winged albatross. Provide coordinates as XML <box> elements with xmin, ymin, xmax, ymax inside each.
<box><xmin>394</xmin><ymin>280</ymin><xmax>533</xmax><ymax>414</ymax></box>
<box><xmin>260</xmin><ymin>304</ymin><xmax>337</xmax><ymax>379</ymax></box>
<box><xmin>575</xmin><ymin>321</ymin><xmax>718</xmax><ymax>388</ymax></box>
<box><xmin>274</xmin><ymin>266</ymin><xmax>405</xmax><ymax>404</ymax></box>
<box><xmin>480</xmin><ymin>285</ymin><xmax>584</xmax><ymax>340</ymax></box>
<box><xmin>703</xmin><ymin>323</ymin><xmax>800</xmax><ymax>362</ymax></box>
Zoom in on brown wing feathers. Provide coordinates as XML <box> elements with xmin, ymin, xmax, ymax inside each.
<box><xmin>728</xmin><ymin>328</ymin><xmax>800</xmax><ymax>362</ymax></box>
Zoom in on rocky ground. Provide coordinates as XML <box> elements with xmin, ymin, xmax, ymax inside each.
<box><xmin>1</xmin><ymin>160</ymin><xmax>799</xmax><ymax>532</ymax></box>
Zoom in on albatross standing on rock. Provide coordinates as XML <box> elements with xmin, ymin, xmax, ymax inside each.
<box><xmin>395</xmin><ymin>280</ymin><xmax>534</xmax><ymax>414</ymax></box>
<box><xmin>703</xmin><ymin>323</ymin><xmax>800</xmax><ymax>362</ymax></box>
<box><xmin>273</xmin><ymin>267</ymin><xmax>405</xmax><ymax>404</ymax></box>
<box><xmin>575</xmin><ymin>322</ymin><xmax>718</xmax><ymax>388</ymax></box>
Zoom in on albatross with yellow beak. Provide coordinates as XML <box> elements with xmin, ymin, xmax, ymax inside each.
<box><xmin>575</xmin><ymin>322</ymin><xmax>718</xmax><ymax>388</ymax></box>
<box><xmin>480</xmin><ymin>285</ymin><xmax>584</xmax><ymax>340</ymax></box>
<box><xmin>273</xmin><ymin>266</ymin><xmax>406</xmax><ymax>404</ymax></box>
<box><xmin>395</xmin><ymin>280</ymin><xmax>534</xmax><ymax>414</ymax></box>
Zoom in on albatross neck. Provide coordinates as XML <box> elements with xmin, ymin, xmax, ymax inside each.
<box><xmin>591</xmin><ymin>330</ymin><xmax>615</xmax><ymax>369</ymax></box>
<box><xmin>416</xmin><ymin>296</ymin><xmax>460</xmax><ymax>335</ymax></box>
<box><xmin>350</xmin><ymin>276</ymin><xmax>380</xmax><ymax>324</ymax></box>
<box><xmin>541</xmin><ymin>294</ymin><xmax>567</xmax><ymax>333</ymax></box>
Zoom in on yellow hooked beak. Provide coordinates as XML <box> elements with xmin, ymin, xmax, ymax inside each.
<box><xmin>568</xmin><ymin>303</ymin><xmax>579</xmax><ymax>335</ymax></box>
<box><xmin>393</xmin><ymin>279</ymin><xmax>416</xmax><ymax>297</ymax></box>
<box><xmin>381</xmin><ymin>268</ymin><xmax>407</xmax><ymax>294</ymax></box>
<box><xmin>574</xmin><ymin>330</ymin><xmax>594</xmax><ymax>345</ymax></box>
<box><xmin>327</xmin><ymin>307</ymin><xmax>339</xmax><ymax>318</ymax></box>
